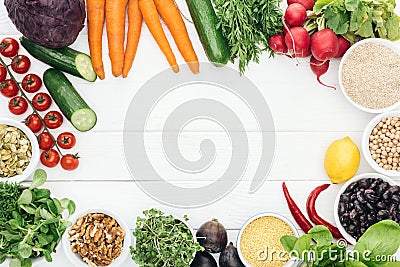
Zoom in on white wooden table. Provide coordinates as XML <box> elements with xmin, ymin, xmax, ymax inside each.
<box><xmin>0</xmin><ymin>1</ymin><xmax>399</xmax><ymax>266</ymax></box>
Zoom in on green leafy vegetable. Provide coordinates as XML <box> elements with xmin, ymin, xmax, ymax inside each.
<box><xmin>213</xmin><ymin>0</ymin><xmax>282</xmax><ymax>74</ymax></box>
<box><xmin>130</xmin><ymin>209</ymin><xmax>201</xmax><ymax>267</ymax></box>
<box><xmin>0</xmin><ymin>169</ymin><xmax>75</xmax><ymax>267</ymax></box>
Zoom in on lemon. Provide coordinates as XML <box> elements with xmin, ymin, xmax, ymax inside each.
<box><xmin>324</xmin><ymin>136</ymin><xmax>360</xmax><ymax>184</ymax></box>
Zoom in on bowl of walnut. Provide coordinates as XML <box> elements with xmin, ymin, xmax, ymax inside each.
<box><xmin>63</xmin><ymin>209</ymin><xmax>131</xmax><ymax>267</ymax></box>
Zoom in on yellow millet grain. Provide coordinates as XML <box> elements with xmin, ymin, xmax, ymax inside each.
<box><xmin>240</xmin><ymin>216</ymin><xmax>295</xmax><ymax>267</ymax></box>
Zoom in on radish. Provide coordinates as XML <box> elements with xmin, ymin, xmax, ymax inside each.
<box><xmin>310</xmin><ymin>56</ymin><xmax>335</xmax><ymax>90</ymax></box>
<box><xmin>288</xmin><ymin>0</ymin><xmax>315</xmax><ymax>11</ymax></box>
<box><xmin>268</xmin><ymin>34</ymin><xmax>288</xmax><ymax>54</ymax></box>
<box><xmin>334</xmin><ymin>36</ymin><xmax>351</xmax><ymax>58</ymax></box>
<box><xmin>284</xmin><ymin>3</ymin><xmax>307</xmax><ymax>27</ymax></box>
<box><xmin>310</xmin><ymin>29</ymin><xmax>339</xmax><ymax>61</ymax></box>
<box><xmin>285</xmin><ymin>27</ymin><xmax>311</xmax><ymax>57</ymax></box>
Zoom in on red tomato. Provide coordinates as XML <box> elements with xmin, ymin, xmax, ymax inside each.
<box><xmin>22</xmin><ymin>74</ymin><xmax>42</xmax><ymax>93</ymax></box>
<box><xmin>40</xmin><ymin>149</ymin><xmax>60</xmax><ymax>168</ymax></box>
<box><xmin>0</xmin><ymin>64</ymin><xmax>6</xmax><ymax>82</ymax></box>
<box><xmin>32</xmin><ymin>93</ymin><xmax>52</xmax><ymax>111</ymax></box>
<box><xmin>25</xmin><ymin>114</ymin><xmax>43</xmax><ymax>133</ymax></box>
<box><xmin>44</xmin><ymin>111</ymin><xmax>63</xmax><ymax>129</ymax></box>
<box><xmin>60</xmin><ymin>154</ymin><xmax>79</xmax><ymax>171</ymax></box>
<box><xmin>8</xmin><ymin>97</ymin><xmax>28</xmax><ymax>115</ymax></box>
<box><xmin>38</xmin><ymin>132</ymin><xmax>54</xmax><ymax>151</ymax></box>
<box><xmin>1</xmin><ymin>79</ymin><xmax>19</xmax><ymax>98</ymax></box>
<box><xmin>57</xmin><ymin>132</ymin><xmax>76</xmax><ymax>149</ymax></box>
<box><xmin>11</xmin><ymin>55</ymin><xmax>31</xmax><ymax>74</ymax></box>
<box><xmin>0</xmin><ymin>38</ymin><xmax>19</xmax><ymax>57</ymax></box>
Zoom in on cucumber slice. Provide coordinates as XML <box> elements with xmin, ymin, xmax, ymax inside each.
<box><xmin>71</xmin><ymin>108</ymin><xmax>97</xmax><ymax>132</ymax></box>
<box><xmin>75</xmin><ymin>54</ymin><xmax>97</xmax><ymax>82</ymax></box>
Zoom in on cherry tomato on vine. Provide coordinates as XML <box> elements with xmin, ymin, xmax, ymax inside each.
<box><xmin>11</xmin><ymin>55</ymin><xmax>31</xmax><ymax>74</ymax></box>
<box><xmin>0</xmin><ymin>64</ymin><xmax>6</xmax><ymax>82</ymax></box>
<box><xmin>61</xmin><ymin>154</ymin><xmax>79</xmax><ymax>171</ymax></box>
<box><xmin>38</xmin><ymin>132</ymin><xmax>54</xmax><ymax>151</ymax></box>
<box><xmin>32</xmin><ymin>93</ymin><xmax>52</xmax><ymax>111</ymax></box>
<box><xmin>8</xmin><ymin>96</ymin><xmax>28</xmax><ymax>115</ymax></box>
<box><xmin>57</xmin><ymin>132</ymin><xmax>76</xmax><ymax>149</ymax></box>
<box><xmin>44</xmin><ymin>111</ymin><xmax>63</xmax><ymax>129</ymax></box>
<box><xmin>0</xmin><ymin>38</ymin><xmax>19</xmax><ymax>58</ymax></box>
<box><xmin>1</xmin><ymin>79</ymin><xmax>19</xmax><ymax>98</ymax></box>
<box><xmin>25</xmin><ymin>114</ymin><xmax>43</xmax><ymax>133</ymax></box>
<box><xmin>22</xmin><ymin>74</ymin><xmax>42</xmax><ymax>93</ymax></box>
<box><xmin>40</xmin><ymin>149</ymin><xmax>60</xmax><ymax>168</ymax></box>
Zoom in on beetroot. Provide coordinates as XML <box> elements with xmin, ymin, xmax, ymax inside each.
<box><xmin>310</xmin><ymin>56</ymin><xmax>335</xmax><ymax>90</ymax></box>
<box><xmin>269</xmin><ymin>34</ymin><xmax>288</xmax><ymax>54</ymax></box>
<box><xmin>310</xmin><ymin>29</ymin><xmax>339</xmax><ymax>61</ymax></box>
<box><xmin>285</xmin><ymin>27</ymin><xmax>311</xmax><ymax>57</ymax></box>
<box><xmin>334</xmin><ymin>36</ymin><xmax>351</xmax><ymax>58</ymax></box>
<box><xmin>284</xmin><ymin>3</ymin><xmax>307</xmax><ymax>27</ymax></box>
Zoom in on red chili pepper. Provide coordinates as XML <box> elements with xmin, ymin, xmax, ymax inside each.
<box><xmin>282</xmin><ymin>182</ymin><xmax>313</xmax><ymax>233</ymax></box>
<box><xmin>306</xmin><ymin>184</ymin><xmax>344</xmax><ymax>239</ymax></box>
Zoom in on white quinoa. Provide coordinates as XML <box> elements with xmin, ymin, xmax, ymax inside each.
<box><xmin>341</xmin><ymin>42</ymin><xmax>400</xmax><ymax>110</ymax></box>
<box><xmin>239</xmin><ymin>216</ymin><xmax>294</xmax><ymax>267</ymax></box>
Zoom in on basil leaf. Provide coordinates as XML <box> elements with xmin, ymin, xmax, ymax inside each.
<box><xmin>354</xmin><ymin>220</ymin><xmax>400</xmax><ymax>267</ymax></box>
<box><xmin>29</xmin><ymin>169</ymin><xmax>47</xmax><ymax>190</ymax></box>
<box><xmin>280</xmin><ymin>235</ymin><xmax>298</xmax><ymax>252</ymax></box>
<box><xmin>18</xmin><ymin>243</ymin><xmax>32</xmax><ymax>259</ymax></box>
<box><xmin>308</xmin><ymin>225</ymin><xmax>333</xmax><ymax>246</ymax></box>
<box><xmin>17</xmin><ymin>189</ymin><xmax>32</xmax><ymax>205</ymax></box>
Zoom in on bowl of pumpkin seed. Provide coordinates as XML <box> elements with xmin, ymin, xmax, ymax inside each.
<box><xmin>0</xmin><ymin>118</ymin><xmax>40</xmax><ymax>183</ymax></box>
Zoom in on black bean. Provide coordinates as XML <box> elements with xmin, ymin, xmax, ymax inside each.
<box><xmin>367</xmin><ymin>213</ymin><xmax>376</xmax><ymax>223</ymax></box>
<box><xmin>357</xmin><ymin>191</ymin><xmax>367</xmax><ymax>203</ymax></box>
<box><xmin>346</xmin><ymin>224</ymin><xmax>357</xmax><ymax>234</ymax></box>
<box><xmin>348</xmin><ymin>182</ymin><xmax>359</xmax><ymax>192</ymax></box>
<box><xmin>366</xmin><ymin>178</ymin><xmax>374</xmax><ymax>185</ymax></box>
<box><xmin>340</xmin><ymin>193</ymin><xmax>351</xmax><ymax>203</ymax></box>
<box><xmin>370</xmin><ymin>180</ymin><xmax>380</xmax><ymax>190</ymax></box>
<box><xmin>389</xmin><ymin>185</ymin><xmax>400</xmax><ymax>194</ymax></box>
<box><xmin>355</xmin><ymin>203</ymin><xmax>365</xmax><ymax>214</ymax></box>
<box><xmin>365</xmin><ymin>193</ymin><xmax>379</xmax><ymax>203</ymax></box>
<box><xmin>359</xmin><ymin>215</ymin><xmax>366</xmax><ymax>223</ymax></box>
<box><xmin>377</xmin><ymin>210</ymin><xmax>390</xmax><ymax>220</ymax></box>
<box><xmin>383</xmin><ymin>190</ymin><xmax>391</xmax><ymax>200</ymax></box>
<box><xmin>377</xmin><ymin>201</ymin><xmax>387</xmax><ymax>210</ymax></box>
<box><xmin>338</xmin><ymin>202</ymin><xmax>346</xmax><ymax>215</ymax></box>
<box><xmin>359</xmin><ymin>179</ymin><xmax>369</xmax><ymax>189</ymax></box>
<box><xmin>392</xmin><ymin>194</ymin><xmax>400</xmax><ymax>204</ymax></box>
<box><xmin>376</xmin><ymin>184</ymin><xmax>387</xmax><ymax>195</ymax></box>
<box><xmin>348</xmin><ymin>202</ymin><xmax>354</xmax><ymax>210</ymax></box>
<box><xmin>351</xmin><ymin>194</ymin><xmax>357</xmax><ymax>201</ymax></box>
<box><xmin>350</xmin><ymin>209</ymin><xmax>358</xmax><ymax>220</ymax></box>
<box><xmin>389</xmin><ymin>203</ymin><xmax>398</xmax><ymax>213</ymax></box>
<box><xmin>366</xmin><ymin>202</ymin><xmax>375</xmax><ymax>211</ymax></box>
<box><xmin>360</xmin><ymin>227</ymin><xmax>366</xmax><ymax>234</ymax></box>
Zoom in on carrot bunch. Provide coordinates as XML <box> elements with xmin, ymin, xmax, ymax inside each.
<box><xmin>86</xmin><ymin>0</ymin><xmax>199</xmax><ymax>79</ymax></box>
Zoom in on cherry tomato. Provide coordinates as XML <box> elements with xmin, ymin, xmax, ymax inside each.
<box><xmin>38</xmin><ymin>132</ymin><xmax>54</xmax><ymax>151</ymax></box>
<box><xmin>32</xmin><ymin>93</ymin><xmax>52</xmax><ymax>111</ymax></box>
<box><xmin>44</xmin><ymin>111</ymin><xmax>63</xmax><ymax>129</ymax></box>
<box><xmin>8</xmin><ymin>97</ymin><xmax>28</xmax><ymax>115</ymax></box>
<box><xmin>11</xmin><ymin>55</ymin><xmax>31</xmax><ymax>74</ymax></box>
<box><xmin>57</xmin><ymin>132</ymin><xmax>76</xmax><ymax>149</ymax></box>
<box><xmin>1</xmin><ymin>79</ymin><xmax>19</xmax><ymax>98</ymax></box>
<box><xmin>0</xmin><ymin>38</ymin><xmax>19</xmax><ymax>58</ymax></box>
<box><xmin>25</xmin><ymin>114</ymin><xmax>43</xmax><ymax>133</ymax></box>
<box><xmin>0</xmin><ymin>64</ymin><xmax>6</xmax><ymax>82</ymax></box>
<box><xmin>40</xmin><ymin>149</ymin><xmax>60</xmax><ymax>168</ymax></box>
<box><xmin>22</xmin><ymin>74</ymin><xmax>42</xmax><ymax>93</ymax></box>
<box><xmin>60</xmin><ymin>154</ymin><xmax>79</xmax><ymax>171</ymax></box>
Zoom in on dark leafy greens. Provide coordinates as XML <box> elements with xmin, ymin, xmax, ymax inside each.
<box><xmin>213</xmin><ymin>0</ymin><xmax>283</xmax><ymax>74</ymax></box>
<box><xmin>0</xmin><ymin>169</ymin><xmax>75</xmax><ymax>267</ymax></box>
<box><xmin>281</xmin><ymin>221</ymin><xmax>400</xmax><ymax>267</ymax></box>
<box><xmin>130</xmin><ymin>209</ymin><xmax>201</xmax><ymax>267</ymax></box>
<box><xmin>0</xmin><ymin>182</ymin><xmax>20</xmax><ymax>225</ymax></box>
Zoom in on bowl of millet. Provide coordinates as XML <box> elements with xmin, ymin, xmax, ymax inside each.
<box><xmin>339</xmin><ymin>38</ymin><xmax>400</xmax><ymax>113</ymax></box>
<box><xmin>362</xmin><ymin>111</ymin><xmax>400</xmax><ymax>177</ymax></box>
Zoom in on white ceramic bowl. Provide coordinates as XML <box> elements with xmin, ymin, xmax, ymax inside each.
<box><xmin>362</xmin><ymin>111</ymin><xmax>400</xmax><ymax>177</ymax></box>
<box><xmin>338</xmin><ymin>38</ymin><xmax>400</xmax><ymax>113</ymax></box>
<box><xmin>0</xmin><ymin>118</ymin><xmax>39</xmax><ymax>183</ymax></box>
<box><xmin>62</xmin><ymin>209</ymin><xmax>132</xmax><ymax>267</ymax></box>
<box><xmin>334</xmin><ymin>173</ymin><xmax>398</xmax><ymax>245</ymax></box>
<box><xmin>236</xmin><ymin>212</ymin><xmax>299</xmax><ymax>267</ymax></box>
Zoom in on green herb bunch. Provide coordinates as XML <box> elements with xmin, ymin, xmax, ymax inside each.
<box><xmin>281</xmin><ymin>220</ymin><xmax>400</xmax><ymax>267</ymax></box>
<box><xmin>309</xmin><ymin>0</ymin><xmax>400</xmax><ymax>42</ymax></box>
<box><xmin>0</xmin><ymin>169</ymin><xmax>76</xmax><ymax>267</ymax></box>
<box><xmin>213</xmin><ymin>0</ymin><xmax>283</xmax><ymax>74</ymax></box>
<box><xmin>0</xmin><ymin>182</ymin><xmax>20</xmax><ymax>225</ymax></box>
<box><xmin>131</xmin><ymin>209</ymin><xmax>202</xmax><ymax>267</ymax></box>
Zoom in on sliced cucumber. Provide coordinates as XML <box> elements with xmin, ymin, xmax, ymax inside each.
<box><xmin>43</xmin><ymin>69</ymin><xmax>97</xmax><ymax>132</ymax></box>
<box><xmin>20</xmin><ymin>37</ymin><xmax>97</xmax><ymax>82</ymax></box>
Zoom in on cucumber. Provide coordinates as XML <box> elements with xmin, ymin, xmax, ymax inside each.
<box><xmin>186</xmin><ymin>0</ymin><xmax>230</xmax><ymax>66</ymax></box>
<box><xmin>20</xmin><ymin>37</ymin><xmax>97</xmax><ymax>82</ymax></box>
<box><xmin>43</xmin><ymin>69</ymin><xmax>97</xmax><ymax>132</ymax></box>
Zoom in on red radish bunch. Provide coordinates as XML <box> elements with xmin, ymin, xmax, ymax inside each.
<box><xmin>267</xmin><ymin>0</ymin><xmax>352</xmax><ymax>90</ymax></box>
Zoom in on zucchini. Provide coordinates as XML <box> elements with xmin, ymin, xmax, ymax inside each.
<box><xmin>20</xmin><ymin>37</ymin><xmax>97</xmax><ymax>82</ymax></box>
<box><xmin>186</xmin><ymin>0</ymin><xmax>230</xmax><ymax>66</ymax></box>
<box><xmin>43</xmin><ymin>69</ymin><xmax>97</xmax><ymax>132</ymax></box>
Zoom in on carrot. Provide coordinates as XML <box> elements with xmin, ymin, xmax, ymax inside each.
<box><xmin>139</xmin><ymin>0</ymin><xmax>179</xmax><ymax>73</ymax></box>
<box><xmin>106</xmin><ymin>0</ymin><xmax>129</xmax><ymax>77</ymax></box>
<box><xmin>154</xmin><ymin>0</ymin><xmax>199</xmax><ymax>74</ymax></box>
<box><xmin>87</xmin><ymin>0</ymin><xmax>106</xmax><ymax>80</ymax></box>
<box><xmin>122</xmin><ymin>0</ymin><xmax>143</xmax><ymax>78</ymax></box>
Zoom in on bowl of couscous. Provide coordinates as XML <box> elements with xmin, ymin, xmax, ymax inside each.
<box><xmin>237</xmin><ymin>213</ymin><xmax>299</xmax><ymax>267</ymax></box>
